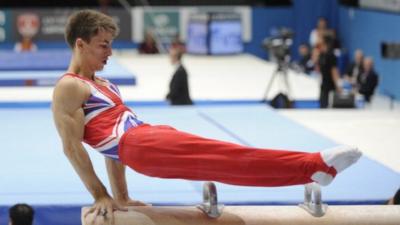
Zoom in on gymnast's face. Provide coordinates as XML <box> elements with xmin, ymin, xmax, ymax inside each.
<box><xmin>77</xmin><ymin>30</ymin><xmax>113</xmax><ymax>71</ymax></box>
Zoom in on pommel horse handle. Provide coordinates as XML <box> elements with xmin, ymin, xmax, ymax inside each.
<box><xmin>197</xmin><ymin>181</ymin><xmax>224</xmax><ymax>218</ymax></box>
<box><xmin>299</xmin><ymin>182</ymin><xmax>328</xmax><ymax>217</ymax></box>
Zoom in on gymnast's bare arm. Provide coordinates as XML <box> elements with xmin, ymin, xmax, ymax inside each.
<box><xmin>52</xmin><ymin>76</ymin><xmax>123</xmax><ymax>219</ymax></box>
<box><xmin>105</xmin><ymin>158</ymin><xmax>149</xmax><ymax>206</ymax></box>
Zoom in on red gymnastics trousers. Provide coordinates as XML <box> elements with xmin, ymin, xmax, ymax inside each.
<box><xmin>118</xmin><ymin>124</ymin><xmax>337</xmax><ymax>187</ymax></box>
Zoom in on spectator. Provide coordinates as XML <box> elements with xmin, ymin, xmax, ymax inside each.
<box><xmin>344</xmin><ymin>49</ymin><xmax>364</xmax><ymax>86</ymax></box>
<box><xmin>166</xmin><ymin>47</ymin><xmax>193</xmax><ymax>105</ymax></box>
<box><xmin>170</xmin><ymin>34</ymin><xmax>186</xmax><ymax>53</ymax></box>
<box><xmin>138</xmin><ymin>30</ymin><xmax>159</xmax><ymax>54</ymax></box>
<box><xmin>9</xmin><ymin>203</ymin><xmax>34</xmax><ymax>225</ymax></box>
<box><xmin>309</xmin><ymin>17</ymin><xmax>328</xmax><ymax>48</ymax></box>
<box><xmin>14</xmin><ymin>36</ymin><xmax>37</xmax><ymax>52</ymax></box>
<box><xmin>318</xmin><ymin>35</ymin><xmax>342</xmax><ymax>108</ymax></box>
<box><xmin>296</xmin><ymin>44</ymin><xmax>314</xmax><ymax>74</ymax></box>
<box><xmin>358</xmin><ymin>57</ymin><xmax>379</xmax><ymax>103</ymax></box>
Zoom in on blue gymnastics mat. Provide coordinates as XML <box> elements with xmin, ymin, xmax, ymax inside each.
<box><xmin>0</xmin><ymin>50</ymin><xmax>71</xmax><ymax>71</ymax></box>
<box><xmin>0</xmin><ymin>50</ymin><xmax>136</xmax><ymax>86</ymax></box>
<box><xmin>0</xmin><ymin>105</ymin><xmax>399</xmax><ymax>225</ymax></box>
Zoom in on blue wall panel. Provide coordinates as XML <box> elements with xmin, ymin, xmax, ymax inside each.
<box><xmin>292</xmin><ymin>0</ymin><xmax>339</xmax><ymax>59</ymax></box>
<box><xmin>243</xmin><ymin>7</ymin><xmax>293</xmax><ymax>60</ymax></box>
<box><xmin>338</xmin><ymin>7</ymin><xmax>400</xmax><ymax>99</ymax></box>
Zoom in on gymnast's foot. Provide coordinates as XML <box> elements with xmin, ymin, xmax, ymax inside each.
<box><xmin>312</xmin><ymin>145</ymin><xmax>362</xmax><ymax>186</ymax></box>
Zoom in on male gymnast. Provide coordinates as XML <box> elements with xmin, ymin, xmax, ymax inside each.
<box><xmin>52</xmin><ymin>9</ymin><xmax>362</xmax><ymax>222</ymax></box>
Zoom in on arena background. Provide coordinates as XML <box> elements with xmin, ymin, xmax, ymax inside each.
<box><xmin>0</xmin><ymin>0</ymin><xmax>399</xmax><ymax>225</ymax></box>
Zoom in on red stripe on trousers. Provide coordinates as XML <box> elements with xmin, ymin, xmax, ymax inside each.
<box><xmin>118</xmin><ymin>124</ymin><xmax>336</xmax><ymax>187</ymax></box>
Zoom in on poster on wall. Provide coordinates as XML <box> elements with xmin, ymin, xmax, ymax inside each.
<box><xmin>143</xmin><ymin>10</ymin><xmax>180</xmax><ymax>43</ymax></box>
<box><xmin>132</xmin><ymin>6</ymin><xmax>251</xmax><ymax>45</ymax></box>
<box><xmin>186</xmin><ymin>12</ymin><xmax>243</xmax><ymax>55</ymax></box>
<box><xmin>9</xmin><ymin>8</ymin><xmax>132</xmax><ymax>43</ymax></box>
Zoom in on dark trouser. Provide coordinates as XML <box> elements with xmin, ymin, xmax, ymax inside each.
<box><xmin>319</xmin><ymin>87</ymin><xmax>333</xmax><ymax>108</ymax></box>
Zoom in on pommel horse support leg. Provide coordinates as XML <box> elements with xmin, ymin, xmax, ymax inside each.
<box><xmin>82</xmin><ymin>182</ymin><xmax>400</xmax><ymax>225</ymax></box>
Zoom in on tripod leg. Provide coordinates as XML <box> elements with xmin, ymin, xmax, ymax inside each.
<box><xmin>283</xmin><ymin>71</ymin><xmax>292</xmax><ymax>100</ymax></box>
<box><xmin>263</xmin><ymin>70</ymin><xmax>278</xmax><ymax>101</ymax></box>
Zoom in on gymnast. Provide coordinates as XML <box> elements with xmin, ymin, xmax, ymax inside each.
<box><xmin>52</xmin><ymin>9</ymin><xmax>362</xmax><ymax>222</ymax></box>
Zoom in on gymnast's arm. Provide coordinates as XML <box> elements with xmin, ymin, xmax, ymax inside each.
<box><xmin>105</xmin><ymin>158</ymin><xmax>150</xmax><ymax>206</ymax></box>
<box><xmin>52</xmin><ymin>78</ymin><xmax>119</xmax><ymax>216</ymax></box>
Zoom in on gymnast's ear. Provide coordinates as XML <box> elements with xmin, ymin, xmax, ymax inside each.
<box><xmin>75</xmin><ymin>38</ymin><xmax>85</xmax><ymax>50</ymax></box>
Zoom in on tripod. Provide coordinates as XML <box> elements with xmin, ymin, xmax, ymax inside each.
<box><xmin>263</xmin><ymin>58</ymin><xmax>292</xmax><ymax>103</ymax></box>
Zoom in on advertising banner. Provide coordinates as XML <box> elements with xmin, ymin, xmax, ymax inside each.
<box><xmin>9</xmin><ymin>8</ymin><xmax>132</xmax><ymax>42</ymax></box>
<box><xmin>143</xmin><ymin>10</ymin><xmax>180</xmax><ymax>43</ymax></box>
<box><xmin>133</xmin><ymin>6</ymin><xmax>251</xmax><ymax>43</ymax></box>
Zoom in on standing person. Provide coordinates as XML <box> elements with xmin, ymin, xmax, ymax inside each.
<box><xmin>52</xmin><ymin>10</ymin><xmax>362</xmax><ymax>222</ymax></box>
<box><xmin>166</xmin><ymin>47</ymin><xmax>193</xmax><ymax>105</ymax></box>
<box><xmin>318</xmin><ymin>36</ymin><xmax>342</xmax><ymax>108</ymax></box>
<box><xmin>9</xmin><ymin>203</ymin><xmax>34</xmax><ymax>225</ymax></box>
<box><xmin>309</xmin><ymin>17</ymin><xmax>328</xmax><ymax>49</ymax></box>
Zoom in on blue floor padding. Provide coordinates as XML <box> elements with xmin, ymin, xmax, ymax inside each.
<box><xmin>0</xmin><ymin>51</ymin><xmax>135</xmax><ymax>86</ymax></box>
<box><xmin>0</xmin><ymin>50</ymin><xmax>71</xmax><ymax>71</ymax></box>
<box><xmin>0</xmin><ymin>105</ymin><xmax>399</xmax><ymax>225</ymax></box>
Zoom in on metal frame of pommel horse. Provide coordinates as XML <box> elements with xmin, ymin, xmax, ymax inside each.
<box><xmin>198</xmin><ymin>181</ymin><xmax>327</xmax><ymax>219</ymax></box>
<box><xmin>197</xmin><ymin>182</ymin><xmax>224</xmax><ymax>218</ymax></box>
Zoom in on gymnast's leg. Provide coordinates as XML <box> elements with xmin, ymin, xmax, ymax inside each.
<box><xmin>118</xmin><ymin>124</ymin><xmax>361</xmax><ymax>187</ymax></box>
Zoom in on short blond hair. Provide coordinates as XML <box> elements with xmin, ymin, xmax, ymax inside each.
<box><xmin>65</xmin><ymin>9</ymin><xmax>119</xmax><ymax>48</ymax></box>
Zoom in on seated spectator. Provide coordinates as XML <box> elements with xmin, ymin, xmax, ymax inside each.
<box><xmin>344</xmin><ymin>49</ymin><xmax>364</xmax><ymax>86</ymax></box>
<box><xmin>9</xmin><ymin>203</ymin><xmax>35</xmax><ymax>225</ymax></box>
<box><xmin>14</xmin><ymin>36</ymin><xmax>37</xmax><ymax>52</ymax></box>
<box><xmin>357</xmin><ymin>57</ymin><xmax>379</xmax><ymax>103</ymax></box>
<box><xmin>166</xmin><ymin>47</ymin><xmax>193</xmax><ymax>105</ymax></box>
<box><xmin>296</xmin><ymin>44</ymin><xmax>314</xmax><ymax>74</ymax></box>
<box><xmin>138</xmin><ymin>30</ymin><xmax>159</xmax><ymax>54</ymax></box>
<box><xmin>170</xmin><ymin>34</ymin><xmax>186</xmax><ymax>53</ymax></box>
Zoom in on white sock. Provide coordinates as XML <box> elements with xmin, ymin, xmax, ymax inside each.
<box><xmin>320</xmin><ymin>145</ymin><xmax>362</xmax><ymax>173</ymax></box>
<box><xmin>311</xmin><ymin>171</ymin><xmax>334</xmax><ymax>186</ymax></box>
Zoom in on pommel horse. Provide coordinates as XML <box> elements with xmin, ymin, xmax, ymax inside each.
<box><xmin>82</xmin><ymin>182</ymin><xmax>400</xmax><ymax>225</ymax></box>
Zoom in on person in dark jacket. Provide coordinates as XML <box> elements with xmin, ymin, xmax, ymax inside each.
<box><xmin>358</xmin><ymin>57</ymin><xmax>378</xmax><ymax>103</ymax></box>
<box><xmin>318</xmin><ymin>35</ymin><xmax>342</xmax><ymax>108</ymax></box>
<box><xmin>166</xmin><ymin>47</ymin><xmax>193</xmax><ymax>105</ymax></box>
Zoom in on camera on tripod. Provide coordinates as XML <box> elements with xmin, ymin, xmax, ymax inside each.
<box><xmin>262</xmin><ymin>27</ymin><xmax>294</xmax><ymax>64</ymax></box>
<box><xmin>261</xmin><ymin>27</ymin><xmax>295</xmax><ymax>108</ymax></box>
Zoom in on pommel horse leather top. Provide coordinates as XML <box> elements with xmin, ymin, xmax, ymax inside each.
<box><xmin>82</xmin><ymin>183</ymin><xmax>400</xmax><ymax>225</ymax></box>
<box><xmin>81</xmin><ymin>205</ymin><xmax>400</xmax><ymax>225</ymax></box>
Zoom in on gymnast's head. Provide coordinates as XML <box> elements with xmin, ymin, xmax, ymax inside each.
<box><xmin>65</xmin><ymin>10</ymin><xmax>119</xmax><ymax>71</ymax></box>
<box><xmin>9</xmin><ymin>203</ymin><xmax>34</xmax><ymax>225</ymax></box>
<box><xmin>64</xmin><ymin>9</ymin><xmax>119</xmax><ymax>50</ymax></box>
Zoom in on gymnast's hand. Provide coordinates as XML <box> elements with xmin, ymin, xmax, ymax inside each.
<box><xmin>115</xmin><ymin>197</ymin><xmax>151</xmax><ymax>207</ymax></box>
<box><xmin>84</xmin><ymin>208</ymin><xmax>107</xmax><ymax>225</ymax></box>
<box><xmin>85</xmin><ymin>195</ymin><xmax>128</xmax><ymax>224</ymax></box>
